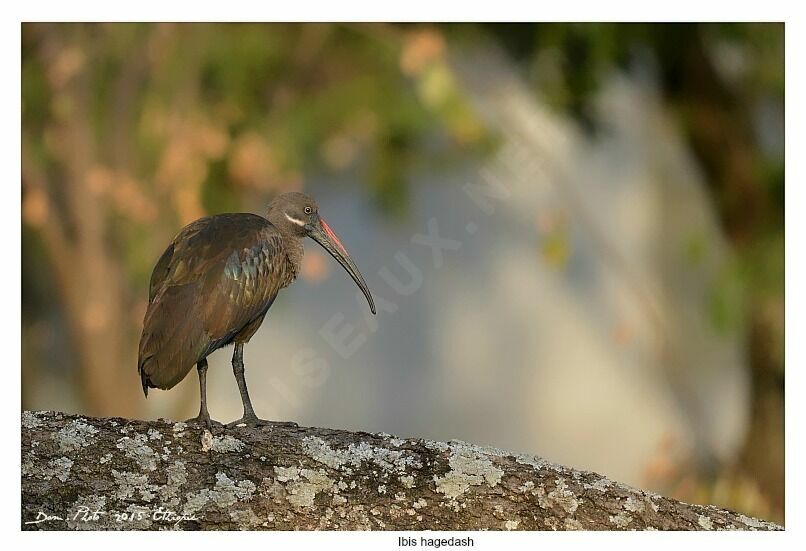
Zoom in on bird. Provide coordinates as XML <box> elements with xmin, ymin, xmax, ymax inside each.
<box><xmin>137</xmin><ymin>191</ymin><xmax>376</xmax><ymax>429</ymax></box>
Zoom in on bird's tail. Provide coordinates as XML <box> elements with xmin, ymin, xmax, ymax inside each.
<box><xmin>138</xmin><ymin>355</ymin><xmax>152</xmax><ymax>398</ymax></box>
<box><xmin>137</xmin><ymin>284</ymin><xmax>209</xmax><ymax>394</ymax></box>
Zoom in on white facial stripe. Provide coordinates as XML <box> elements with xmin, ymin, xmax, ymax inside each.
<box><xmin>284</xmin><ymin>212</ymin><xmax>306</xmax><ymax>227</ymax></box>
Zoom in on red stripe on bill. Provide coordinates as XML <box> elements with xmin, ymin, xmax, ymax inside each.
<box><xmin>321</xmin><ymin>218</ymin><xmax>348</xmax><ymax>256</ymax></box>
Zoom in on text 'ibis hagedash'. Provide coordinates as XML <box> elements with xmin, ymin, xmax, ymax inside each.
<box><xmin>138</xmin><ymin>192</ymin><xmax>376</xmax><ymax>428</ymax></box>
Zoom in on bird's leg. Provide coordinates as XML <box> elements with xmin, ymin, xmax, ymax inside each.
<box><xmin>185</xmin><ymin>359</ymin><xmax>222</xmax><ymax>430</ymax></box>
<box><xmin>231</xmin><ymin>343</ymin><xmax>260</xmax><ymax>421</ymax></box>
<box><xmin>227</xmin><ymin>343</ymin><xmax>297</xmax><ymax>429</ymax></box>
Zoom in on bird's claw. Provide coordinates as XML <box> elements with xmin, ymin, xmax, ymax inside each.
<box><xmin>226</xmin><ymin>415</ymin><xmax>298</xmax><ymax>429</ymax></box>
<box><xmin>273</xmin><ymin>420</ymin><xmax>299</xmax><ymax>428</ymax></box>
<box><xmin>184</xmin><ymin>413</ymin><xmax>224</xmax><ymax>431</ymax></box>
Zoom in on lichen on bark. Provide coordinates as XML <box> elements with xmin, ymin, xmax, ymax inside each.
<box><xmin>21</xmin><ymin>411</ymin><xmax>782</xmax><ymax>531</ymax></box>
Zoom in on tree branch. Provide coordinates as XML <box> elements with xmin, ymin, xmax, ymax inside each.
<box><xmin>21</xmin><ymin>411</ymin><xmax>781</xmax><ymax>531</ymax></box>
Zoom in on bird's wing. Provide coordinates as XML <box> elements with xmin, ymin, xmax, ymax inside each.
<box><xmin>139</xmin><ymin>214</ymin><xmax>291</xmax><ymax>391</ymax></box>
<box><xmin>148</xmin><ymin>215</ymin><xmax>224</xmax><ymax>302</ymax></box>
<box><xmin>196</xmin><ymin>218</ymin><xmax>292</xmax><ymax>341</ymax></box>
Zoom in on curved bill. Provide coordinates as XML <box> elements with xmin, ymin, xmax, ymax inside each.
<box><xmin>306</xmin><ymin>215</ymin><xmax>376</xmax><ymax>315</ymax></box>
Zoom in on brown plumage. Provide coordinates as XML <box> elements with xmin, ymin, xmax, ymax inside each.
<box><xmin>138</xmin><ymin>213</ymin><xmax>300</xmax><ymax>392</ymax></box>
<box><xmin>137</xmin><ymin>192</ymin><xmax>375</xmax><ymax>428</ymax></box>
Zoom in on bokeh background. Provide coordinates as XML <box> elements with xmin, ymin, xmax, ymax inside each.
<box><xmin>21</xmin><ymin>23</ymin><xmax>784</xmax><ymax>523</ymax></box>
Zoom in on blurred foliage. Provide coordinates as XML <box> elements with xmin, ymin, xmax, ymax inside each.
<box><xmin>493</xmin><ymin>22</ymin><xmax>785</xmax><ymax>523</ymax></box>
<box><xmin>22</xmin><ymin>23</ymin><xmax>783</xmax><ymax>524</ymax></box>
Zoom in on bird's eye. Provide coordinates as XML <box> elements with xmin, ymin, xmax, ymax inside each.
<box><xmin>304</xmin><ymin>206</ymin><xmax>312</xmax><ymax>215</ymax></box>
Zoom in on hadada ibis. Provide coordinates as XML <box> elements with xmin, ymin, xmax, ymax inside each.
<box><xmin>138</xmin><ymin>192</ymin><xmax>376</xmax><ymax>428</ymax></box>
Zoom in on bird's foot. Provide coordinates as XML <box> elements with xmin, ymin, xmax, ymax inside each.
<box><xmin>226</xmin><ymin>414</ymin><xmax>298</xmax><ymax>429</ymax></box>
<box><xmin>184</xmin><ymin>412</ymin><xmax>223</xmax><ymax>431</ymax></box>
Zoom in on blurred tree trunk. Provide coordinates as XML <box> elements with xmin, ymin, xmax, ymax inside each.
<box><xmin>22</xmin><ymin>24</ymin><xmax>142</xmax><ymax>417</ymax></box>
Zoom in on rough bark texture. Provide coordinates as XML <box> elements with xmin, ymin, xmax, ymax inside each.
<box><xmin>21</xmin><ymin>411</ymin><xmax>782</xmax><ymax>531</ymax></box>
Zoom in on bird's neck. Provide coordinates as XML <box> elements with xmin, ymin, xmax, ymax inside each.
<box><xmin>265</xmin><ymin>210</ymin><xmax>305</xmax><ymax>281</ymax></box>
<box><xmin>283</xmin><ymin>233</ymin><xmax>305</xmax><ymax>274</ymax></box>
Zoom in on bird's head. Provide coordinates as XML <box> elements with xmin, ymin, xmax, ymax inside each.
<box><xmin>268</xmin><ymin>192</ymin><xmax>376</xmax><ymax>315</ymax></box>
